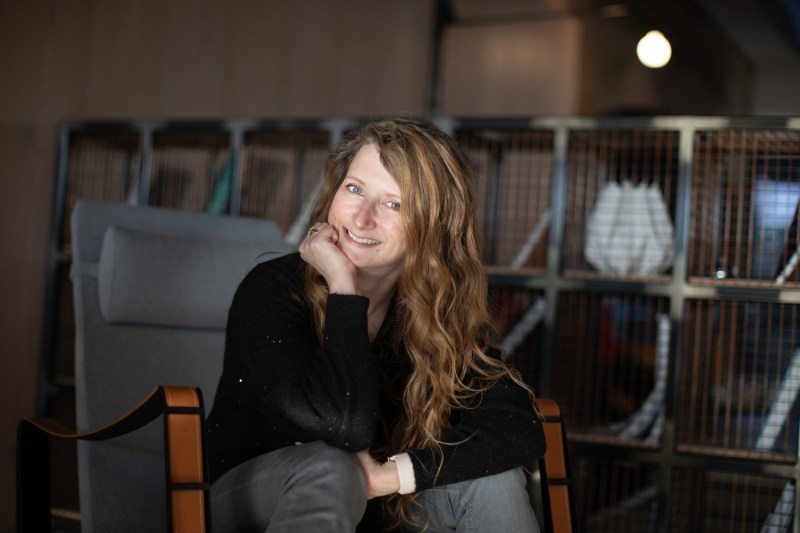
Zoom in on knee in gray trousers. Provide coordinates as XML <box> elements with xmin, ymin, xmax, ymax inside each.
<box><xmin>409</xmin><ymin>467</ymin><xmax>540</xmax><ymax>533</ymax></box>
<box><xmin>211</xmin><ymin>441</ymin><xmax>367</xmax><ymax>533</ymax></box>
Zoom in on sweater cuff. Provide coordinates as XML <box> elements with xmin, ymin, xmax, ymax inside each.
<box><xmin>387</xmin><ymin>453</ymin><xmax>416</xmax><ymax>494</ymax></box>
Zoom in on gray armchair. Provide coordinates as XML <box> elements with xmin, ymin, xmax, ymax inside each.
<box><xmin>19</xmin><ymin>200</ymin><xmax>291</xmax><ymax>532</ymax></box>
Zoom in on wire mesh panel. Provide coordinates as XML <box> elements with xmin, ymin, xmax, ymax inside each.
<box><xmin>488</xmin><ymin>287</ymin><xmax>546</xmax><ymax>387</ymax></box>
<box><xmin>240</xmin><ymin>130</ymin><xmax>330</xmax><ymax>234</ymax></box>
<box><xmin>678</xmin><ymin>299</ymin><xmax>800</xmax><ymax>460</ymax></box>
<box><xmin>573</xmin><ymin>456</ymin><xmax>661</xmax><ymax>533</ymax></box>
<box><xmin>562</xmin><ymin>129</ymin><xmax>679</xmax><ymax>279</ymax></box>
<box><xmin>147</xmin><ymin>130</ymin><xmax>231</xmax><ymax>212</ymax></box>
<box><xmin>689</xmin><ymin>129</ymin><xmax>800</xmax><ymax>285</ymax></box>
<box><xmin>454</xmin><ymin>129</ymin><xmax>553</xmax><ymax>270</ymax></box>
<box><xmin>672</xmin><ymin>469</ymin><xmax>794</xmax><ymax>532</ymax></box>
<box><xmin>552</xmin><ymin>291</ymin><xmax>670</xmax><ymax>444</ymax></box>
<box><xmin>62</xmin><ymin>130</ymin><xmax>141</xmax><ymax>250</ymax></box>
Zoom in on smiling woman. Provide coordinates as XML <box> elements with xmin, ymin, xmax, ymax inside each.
<box><xmin>206</xmin><ymin>118</ymin><xmax>545</xmax><ymax>533</ymax></box>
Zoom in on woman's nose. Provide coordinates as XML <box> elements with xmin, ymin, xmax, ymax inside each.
<box><xmin>353</xmin><ymin>202</ymin><xmax>376</xmax><ymax>228</ymax></box>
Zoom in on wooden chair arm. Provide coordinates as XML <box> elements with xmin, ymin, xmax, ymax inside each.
<box><xmin>17</xmin><ymin>385</ymin><xmax>210</xmax><ymax>533</ymax></box>
<box><xmin>535</xmin><ymin>398</ymin><xmax>576</xmax><ymax>533</ymax></box>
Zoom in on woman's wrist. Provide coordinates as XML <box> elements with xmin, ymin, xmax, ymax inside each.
<box><xmin>377</xmin><ymin>459</ymin><xmax>402</xmax><ymax>495</ymax></box>
<box><xmin>387</xmin><ymin>453</ymin><xmax>416</xmax><ymax>494</ymax></box>
<box><xmin>355</xmin><ymin>449</ymin><xmax>401</xmax><ymax>499</ymax></box>
<box><xmin>327</xmin><ymin>277</ymin><xmax>358</xmax><ymax>295</ymax></box>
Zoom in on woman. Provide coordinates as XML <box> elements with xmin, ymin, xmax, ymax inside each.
<box><xmin>207</xmin><ymin>118</ymin><xmax>545</xmax><ymax>532</ymax></box>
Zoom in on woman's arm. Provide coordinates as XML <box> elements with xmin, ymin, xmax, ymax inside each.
<box><xmin>225</xmin><ymin>256</ymin><xmax>380</xmax><ymax>451</ymax></box>
<box><xmin>404</xmin><ymin>376</ymin><xmax>545</xmax><ymax>492</ymax></box>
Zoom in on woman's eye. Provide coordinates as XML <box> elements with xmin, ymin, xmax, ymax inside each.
<box><xmin>346</xmin><ymin>184</ymin><xmax>362</xmax><ymax>194</ymax></box>
<box><xmin>386</xmin><ymin>201</ymin><xmax>401</xmax><ymax>211</ymax></box>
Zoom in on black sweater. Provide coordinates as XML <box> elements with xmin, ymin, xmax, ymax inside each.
<box><xmin>206</xmin><ymin>253</ymin><xmax>545</xmax><ymax>491</ymax></box>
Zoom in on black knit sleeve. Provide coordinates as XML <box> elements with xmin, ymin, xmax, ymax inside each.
<box><xmin>406</xmin><ymin>376</ymin><xmax>546</xmax><ymax>492</ymax></box>
<box><xmin>223</xmin><ymin>255</ymin><xmax>380</xmax><ymax>451</ymax></box>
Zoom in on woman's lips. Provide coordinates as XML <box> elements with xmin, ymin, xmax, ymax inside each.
<box><xmin>345</xmin><ymin>228</ymin><xmax>380</xmax><ymax>245</ymax></box>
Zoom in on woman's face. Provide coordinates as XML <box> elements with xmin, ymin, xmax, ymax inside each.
<box><xmin>327</xmin><ymin>143</ymin><xmax>407</xmax><ymax>280</ymax></box>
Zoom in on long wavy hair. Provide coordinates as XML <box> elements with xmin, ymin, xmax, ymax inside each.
<box><xmin>302</xmin><ymin>117</ymin><xmax>533</xmax><ymax>525</ymax></box>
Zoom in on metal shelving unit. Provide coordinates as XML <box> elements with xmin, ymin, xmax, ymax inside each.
<box><xmin>41</xmin><ymin>116</ymin><xmax>800</xmax><ymax>532</ymax></box>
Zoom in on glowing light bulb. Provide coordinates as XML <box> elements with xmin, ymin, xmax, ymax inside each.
<box><xmin>637</xmin><ymin>30</ymin><xmax>672</xmax><ymax>68</ymax></box>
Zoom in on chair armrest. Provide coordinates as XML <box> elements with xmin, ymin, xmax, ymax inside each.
<box><xmin>535</xmin><ymin>398</ymin><xmax>576</xmax><ymax>533</ymax></box>
<box><xmin>17</xmin><ymin>385</ymin><xmax>210</xmax><ymax>533</ymax></box>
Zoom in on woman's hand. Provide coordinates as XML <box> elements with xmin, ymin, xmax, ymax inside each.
<box><xmin>299</xmin><ymin>222</ymin><xmax>358</xmax><ymax>294</ymax></box>
<box><xmin>355</xmin><ymin>450</ymin><xmax>400</xmax><ymax>499</ymax></box>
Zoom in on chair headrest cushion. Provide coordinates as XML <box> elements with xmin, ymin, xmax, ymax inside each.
<box><xmin>97</xmin><ymin>225</ymin><xmax>280</xmax><ymax>329</ymax></box>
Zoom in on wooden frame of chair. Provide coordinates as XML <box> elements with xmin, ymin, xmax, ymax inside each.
<box><xmin>16</xmin><ymin>385</ymin><xmax>210</xmax><ymax>533</ymax></box>
<box><xmin>535</xmin><ymin>398</ymin><xmax>577</xmax><ymax>533</ymax></box>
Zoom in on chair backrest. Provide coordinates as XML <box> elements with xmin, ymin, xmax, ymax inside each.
<box><xmin>70</xmin><ymin>200</ymin><xmax>292</xmax><ymax>532</ymax></box>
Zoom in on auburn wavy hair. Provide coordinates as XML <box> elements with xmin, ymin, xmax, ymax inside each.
<box><xmin>302</xmin><ymin>117</ymin><xmax>532</xmax><ymax>525</ymax></box>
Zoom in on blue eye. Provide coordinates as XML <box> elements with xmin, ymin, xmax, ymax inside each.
<box><xmin>346</xmin><ymin>183</ymin><xmax>362</xmax><ymax>194</ymax></box>
<box><xmin>387</xmin><ymin>201</ymin><xmax>401</xmax><ymax>211</ymax></box>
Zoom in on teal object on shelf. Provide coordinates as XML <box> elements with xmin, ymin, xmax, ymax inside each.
<box><xmin>206</xmin><ymin>155</ymin><xmax>234</xmax><ymax>214</ymax></box>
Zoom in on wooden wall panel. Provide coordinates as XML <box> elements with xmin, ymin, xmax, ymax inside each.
<box><xmin>0</xmin><ymin>1</ymin><xmax>66</xmax><ymax>528</ymax></box>
<box><xmin>74</xmin><ymin>0</ymin><xmax>435</xmax><ymax>119</ymax></box>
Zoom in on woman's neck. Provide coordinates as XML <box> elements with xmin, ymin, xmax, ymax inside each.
<box><xmin>367</xmin><ymin>300</ymin><xmax>391</xmax><ymax>342</ymax></box>
<box><xmin>357</xmin><ymin>272</ymin><xmax>397</xmax><ymax>342</ymax></box>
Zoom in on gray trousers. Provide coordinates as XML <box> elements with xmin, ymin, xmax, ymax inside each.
<box><xmin>211</xmin><ymin>441</ymin><xmax>539</xmax><ymax>533</ymax></box>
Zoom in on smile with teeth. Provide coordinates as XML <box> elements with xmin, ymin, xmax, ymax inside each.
<box><xmin>347</xmin><ymin>229</ymin><xmax>380</xmax><ymax>245</ymax></box>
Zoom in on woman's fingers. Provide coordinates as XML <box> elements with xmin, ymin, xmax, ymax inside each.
<box><xmin>299</xmin><ymin>222</ymin><xmax>357</xmax><ymax>293</ymax></box>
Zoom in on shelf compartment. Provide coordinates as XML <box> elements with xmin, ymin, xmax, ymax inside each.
<box><xmin>551</xmin><ymin>291</ymin><xmax>671</xmax><ymax>444</ymax></box>
<box><xmin>488</xmin><ymin>286</ymin><xmax>546</xmax><ymax>387</ymax></box>
<box><xmin>147</xmin><ymin>130</ymin><xmax>231</xmax><ymax>212</ymax></box>
<box><xmin>561</xmin><ymin>129</ymin><xmax>679</xmax><ymax>279</ymax></box>
<box><xmin>678</xmin><ymin>299</ymin><xmax>800</xmax><ymax>461</ymax></box>
<box><xmin>688</xmin><ymin>129</ymin><xmax>800</xmax><ymax>284</ymax></box>
<box><xmin>455</xmin><ymin>128</ymin><xmax>553</xmax><ymax>270</ymax></box>
<box><xmin>671</xmin><ymin>468</ymin><xmax>794</xmax><ymax>532</ymax></box>
<box><xmin>61</xmin><ymin>130</ymin><xmax>141</xmax><ymax>251</ymax></box>
<box><xmin>240</xmin><ymin>129</ymin><xmax>330</xmax><ymax>234</ymax></box>
<box><xmin>574</xmin><ymin>456</ymin><xmax>661</xmax><ymax>533</ymax></box>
